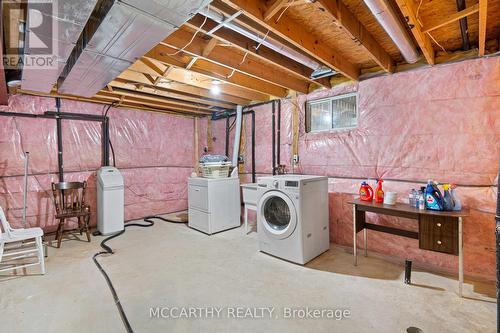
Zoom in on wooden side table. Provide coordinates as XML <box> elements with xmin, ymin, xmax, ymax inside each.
<box><xmin>348</xmin><ymin>199</ymin><xmax>469</xmax><ymax>297</ymax></box>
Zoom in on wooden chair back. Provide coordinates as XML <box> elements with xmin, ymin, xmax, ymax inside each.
<box><xmin>51</xmin><ymin>181</ymin><xmax>87</xmax><ymax>216</ymax></box>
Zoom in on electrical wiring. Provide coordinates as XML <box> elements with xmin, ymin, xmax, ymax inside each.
<box><xmin>275</xmin><ymin>1</ymin><xmax>294</xmax><ymax>23</ymax></box>
<box><xmin>166</xmin><ymin>4</ymin><xmax>210</xmax><ymax>56</ymax></box>
<box><xmin>227</xmin><ymin>29</ymin><xmax>271</xmax><ymax>79</ymax></box>
<box><xmin>416</xmin><ymin>0</ymin><xmax>447</xmax><ymax>53</ymax></box>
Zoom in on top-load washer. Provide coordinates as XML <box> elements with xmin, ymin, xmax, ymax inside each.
<box><xmin>256</xmin><ymin>175</ymin><xmax>329</xmax><ymax>264</ymax></box>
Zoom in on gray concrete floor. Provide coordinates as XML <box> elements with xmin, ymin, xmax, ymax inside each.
<box><xmin>1</xmin><ymin>218</ymin><xmax>496</xmax><ymax>333</ymax></box>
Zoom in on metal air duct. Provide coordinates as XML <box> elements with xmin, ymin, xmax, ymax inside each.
<box><xmin>57</xmin><ymin>0</ymin><xmax>211</xmax><ymax>97</ymax></box>
<box><xmin>21</xmin><ymin>0</ymin><xmax>99</xmax><ymax>93</ymax></box>
<box><xmin>362</xmin><ymin>0</ymin><xmax>419</xmax><ymax>64</ymax></box>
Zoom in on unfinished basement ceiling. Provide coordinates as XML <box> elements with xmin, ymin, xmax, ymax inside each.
<box><xmin>10</xmin><ymin>0</ymin><xmax>500</xmax><ymax>116</ymax></box>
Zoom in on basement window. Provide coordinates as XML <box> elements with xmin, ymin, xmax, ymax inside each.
<box><xmin>305</xmin><ymin>93</ymin><xmax>358</xmax><ymax>133</ymax></box>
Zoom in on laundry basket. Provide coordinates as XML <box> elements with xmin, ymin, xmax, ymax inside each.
<box><xmin>199</xmin><ymin>155</ymin><xmax>232</xmax><ymax>178</ymax></box>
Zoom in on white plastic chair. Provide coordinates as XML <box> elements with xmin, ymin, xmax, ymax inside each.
<box><xmin>0</xmin><ymin>206</ymin><xmax>45</xmax><ymax>275</ymax></box>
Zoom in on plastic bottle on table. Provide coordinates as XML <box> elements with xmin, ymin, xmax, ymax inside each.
<box><xmin>418</xmin><ymin>191</ymin><xmax>425</xmax><ymax>210</ymax></box>
<box><xmin>442</xmin><ymin>183</ymin><xmax>454</xmax><ymax>211</ymax></box>
<box><xmin>450</xmin><ymin>183</ymin><xmax>462</xmax><ymax>211</ymax></box>
<box><xmin>408</xmin><ymin>189</ymin><xmax>416</xmax><ymax>206</ymax></box>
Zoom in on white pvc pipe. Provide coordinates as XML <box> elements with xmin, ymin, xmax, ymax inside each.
<box><xmin>22</xmin><ymin>152</ymin><xmax>29</xmax><ymax>227</ymax></box>
<box><xmin>362</xmin><ymin>0</ymin><xmax>419</xmax><ymax>64</ymax></box>
<box><xmin>231</xmin><ymin>105</ymin><xmax>243</xmax><ymax>176</ymax></box>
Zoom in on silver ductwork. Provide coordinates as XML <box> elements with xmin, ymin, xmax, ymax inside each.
<box><xmin>21</xmin><ymin>0</ymin><xmax>98</xmax><ymax>93</ymax></box>
<box><xmin>362</xmin><ymin>0</ymin><xmax>419</xmax><ymax>64</ymax></box>
<box><xmin>58</xmin><ymin>0</ymin><xmax>211</xmax><ymax>98</ymax></box>
<box><xmin>204</xmin><ymin>8</ymin><xmax>323</xmax><ymax>71</ymax></box>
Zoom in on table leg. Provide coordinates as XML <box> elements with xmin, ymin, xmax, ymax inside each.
<box><xmin>458</xmin><ymin>217</ymin><xmax>463</xmax><ymax>297</ymax></box>
<box><xmin>363</xmin><ymin>228</ymin><xmax>367</xmax><ymax>257</ymax></box>
<box><xmin>244</xmin><ymin>206</ymin><xmax>248</xmax><ymax>234</ymax></box>
<box><xmin>353</xmin><ymin>205</ymin><xmax>357</xmax><ymax>266</ymax></box>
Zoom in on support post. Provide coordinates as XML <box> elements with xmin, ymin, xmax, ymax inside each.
<box><xmin>459</xmin><ymin>216</ymin><xmax>464</xmax><ymax>297</ymax></box>
<box><xmin>272</xmin><ymin>101</ymin><xmax>276</xmax><ymax>175</ymax></box>
<box><xmin>353</xmin><ymin>205</ymin><xmax>357</xmax><ymax>266</ymax></box>
<box><xmin>55</xmin><ymin>98</ymin><xmax>64</xmax><ymax>182</ymax></box>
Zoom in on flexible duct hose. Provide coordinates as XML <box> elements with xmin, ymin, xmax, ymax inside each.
<box><xmin>93</xmin><ymin>216</ymin><xmax>183</xmax><ymax>333</ymax></box>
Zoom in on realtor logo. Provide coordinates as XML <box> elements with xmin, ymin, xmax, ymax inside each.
<box><xmin>25</xmin><ymin>2</ymin><xmax>53</xmax><ymax>54</ymax></box>
<box><xmin>3</xmin><ymin>0</ymin><xmax>57</xmax><ymax>70</ymax></box>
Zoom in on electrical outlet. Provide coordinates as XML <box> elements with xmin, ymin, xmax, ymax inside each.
<box><xmin>293</xmin><ymin>154</ymin><xmax>299</xmax><ymax>164</ymax></box>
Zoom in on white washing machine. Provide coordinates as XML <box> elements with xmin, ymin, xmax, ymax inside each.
<box><xmin>256</xmin><ymin>175</ymin><xmax>329</xmax><ymax>264</ymax></box>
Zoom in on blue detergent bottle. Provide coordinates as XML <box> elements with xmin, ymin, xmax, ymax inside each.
<box><xmin>425</xmin><ymin>180</ymin><xmax>444</xmax><ymax>211</ymax></box>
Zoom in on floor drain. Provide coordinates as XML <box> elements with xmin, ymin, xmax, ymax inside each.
<box><xmin>407</xmin><ymin>327</ymin><xmax>424</xmax><ymax>333</ymax></box>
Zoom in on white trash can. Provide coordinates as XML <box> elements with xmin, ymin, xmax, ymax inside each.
<box><xmin>97</xmin><ymin>167</ymin><xmax>124</xmax><ymax>235</ymax></box>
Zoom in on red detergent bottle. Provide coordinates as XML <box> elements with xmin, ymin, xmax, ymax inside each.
<box><xmin>359</xmin><ymin>182</ymin><xmax>374</xmax><ymax>201</ymax></box>
<box><xmin>374</xmin><ymin>179</ymin><xmax>384</xmax><ymax>203</ymax></box>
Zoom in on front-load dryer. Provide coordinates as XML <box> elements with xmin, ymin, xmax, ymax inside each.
<box><xmin>256</xmin><ymin>175</ymin><xmax>329</xmax><ymax>264</ymax></box>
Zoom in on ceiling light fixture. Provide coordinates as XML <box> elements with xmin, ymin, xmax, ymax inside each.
<box><xmin>210</xmin><ymin>85</ymin><xmax>221</xmax><ymax>95</ymax></box>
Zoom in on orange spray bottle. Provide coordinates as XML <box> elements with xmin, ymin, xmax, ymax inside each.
<box><xmin>374</xmin><ymin>179</ymin><xmax>384</xmax><ymax>203</ymax></box>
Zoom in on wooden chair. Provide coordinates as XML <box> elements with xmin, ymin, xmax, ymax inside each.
<box><xmin>51</xmin><ymin>181</ymin><xmax>91</xmax><ymax>248</ymax></box>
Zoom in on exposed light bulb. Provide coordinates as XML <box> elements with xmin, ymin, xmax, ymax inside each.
<box><xmin>210</xmin><ymin>85</ymin><xmax>221</xmax><ymax>95</ymax></box>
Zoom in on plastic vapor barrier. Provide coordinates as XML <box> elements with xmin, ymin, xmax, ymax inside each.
<box><xmin>0</xmin><ymin>95</ymin><xmax>195</xmax><ymax>232</ymax></box>
<box><xmin>210</xmin><ymin>57</ymin><xmax>499</xmax><ymax>279</ymax></box>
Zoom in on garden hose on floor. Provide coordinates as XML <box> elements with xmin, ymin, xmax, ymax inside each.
<box><xmin>93</xmin><ymin>216</ymin><xmax>183</xmax><ymax>333</ymax></box>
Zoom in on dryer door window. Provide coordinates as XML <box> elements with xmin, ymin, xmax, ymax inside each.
<box><xmin>259</xmin><ymin>190</ymin><xmax>297</xmax><ymax>239</ymax></box>
<box><xmin>263</xmin><ymin>196</ymin><xmax>290</xmax><ymax>231</ymax></box>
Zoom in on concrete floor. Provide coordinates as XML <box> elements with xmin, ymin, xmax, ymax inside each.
<box><xmin>1</xmin><ymin>218</ymin><xmax>496</xmax><ymax>333</ymax></box>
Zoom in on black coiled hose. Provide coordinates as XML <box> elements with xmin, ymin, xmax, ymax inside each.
<box><xmin>93</xmin><ymin>216</ymin><xmax>182</xmax><ymax>333</ymax></box>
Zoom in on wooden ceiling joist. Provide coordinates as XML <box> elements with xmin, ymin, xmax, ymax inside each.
<box><xmin>130</xmin><ymin>57</ymin><xmax>271</xmax><ymax>101</ymax></box>
<box><xmin>185</xmin><ymin>15</ymin><xmax>331</xmax><ymax>88</ymax></box>
<box><xmin>394</xmin><ymin>0</ymin><xmax>435</xmax><ymax>65</ymax></box>
<box><xmin>160</xmin><ymin>27</ymin><xmax>309</xmax><ymax>94</ymax></box>
<box><xmin>316</xmin><ymin>0</ymin><xmax>394</xmax><ymax>73</ymax></box>
<box><xmin>202</xmin><ymin>37</ymin><xmax>219</xmax><ymax>57</ymax></box>
<box><xmin>264</xmin><ymin>0</ymin><xmax>289</xmax><ymax>21</ymax></box>
<box><xmin>95</xmin><ymin>91</ymin><xmax>212</xmax><ymax>115</ymax></box>
<box><xmin>18</xmin><ymin>89</ymin><xmax>208</xmax><ymax>117</ymax></box>
<box><xmin>421</xmin><ymin>4</ymin><xmax>479</xmax><ymax>34</ymax></box>
<box><xmin>216</xmin><ymin>0</ymin><xmax>360</xmax><ymax>80</ymax></box>
<box><xmin>109</xmin><ymin>79</ymin><xmax>236</xmax><ymax>109</ymax></box>
<box><xmin>164</xmin><ymin>65</ymin><xmax>270</xmax><ymax>101</ymax></box>
<box><xmin>99</xmin><ymin>88</ymin><xmax>218</xmax><ymax>112</ymax></box>
<box><xmin>147</xmin><ymin>44</ymin><xmax>289</xmax><ymax>98</ymax></box>
<box><xmin>478</xmin><ymin>0</ymin><xmax>488</xmax><ymax>56</ymax></box>
<box><xmin>118</xmin><ymin>70</ymin><xmax>250</xmax><ymax>105</ymax></box>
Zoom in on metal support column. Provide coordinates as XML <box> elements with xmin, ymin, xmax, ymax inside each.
<box><xmin>55</xmin><ymin>98</ymin><xmax>64</xmax><ymax>182</ymax></box>
<box><xmin>458</xmin><ymin>216</ymin><xmax>464</xmax><ymax>297</ymax></box>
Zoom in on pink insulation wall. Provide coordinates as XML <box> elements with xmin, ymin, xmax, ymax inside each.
<box><xmin>209</xmin><ymin>57</ymin><xmax>499</xmax><ymax>280</ymax></box>
<box><xmin>0</xmin><ymin>95</ymin><xmax>196</xmax><ymax>232</ymax></box>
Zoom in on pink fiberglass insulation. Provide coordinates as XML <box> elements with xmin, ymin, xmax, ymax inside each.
<box><xmin>0</xmin><ymin>95</ymin><xmax>195</xmax><ymax>232</ymax></box>
<box><xmin>206</xmin><ymin>57</ymin><xmax>499</xmax><ymax>280</ymax></box>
